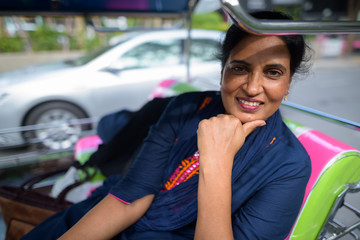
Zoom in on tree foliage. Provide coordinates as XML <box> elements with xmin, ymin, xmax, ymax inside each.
<box><xmin>29</xmin><ymin>25</ymin><xmax>63</xmax><ymax>51</ymax></box>
<box><xmin>0</xmin><ymin>35</ymin><xmax>23</xmax><ymax>52</ymax></box>
<box><xmin>192</xmin><ymin>11</ymin><xmax>229</xmax><ymax>32</ymax></box>
<box><xmin>0</xmin><ymin>12</ymin><xmax>229</xmax><ymax>52</ymax></box>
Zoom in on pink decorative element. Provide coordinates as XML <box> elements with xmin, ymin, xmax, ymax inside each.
<box><xmin>157</xmin><ymin>79</ymin><xmax>177</xmax><ymax>88</ymax></box>
<box><xmin>105</xmin><ymin>0</ymin><xmax>148</xmax><ymax>10</ymax></box>
<box><xmin>74</xmin><ymin>135</ymin><xmax>103</xmax><ymax>159</ymax></box>
<box><xmin>285</xmin><ymin>129</ymin><xmax>357</xmax><ymax>239</ymax></box>
<box><xmin>108</xmin><ymin>193</ymin><xmax>131</xmax><ymax>205</ymax></box>
<box><xmin>353</xmin><ymin>40</ymin><xmax>360</xmax><ymax>49</ymax></box>
<box><xmin>298</xmin><ymin>130</ymin><xmax>356</xmax><ymax>202</ymax></box>
<box><xmin>87</xmin><ymin>186</ymin><xmax>100</xmax><ymax>198</ymax></box>
<box><xmin>149</xmin><ymin>79</ymin><xmax>177</xmax><ymax>99</ymax></box>
<box><xmin>163</xmin><ymin>150</ymin><xmax>200</xmax><ymax>191</ymax></box>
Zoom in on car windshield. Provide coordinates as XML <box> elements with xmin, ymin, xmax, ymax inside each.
<box><xmin>64</xmin><ymin>32</ymin><xmax>140</xmax><ymax>66</ymax></box>
<box><xmin>65</xmin><ymin>45</ymin><xmax>114</xmax><ymax>66</ymax></box>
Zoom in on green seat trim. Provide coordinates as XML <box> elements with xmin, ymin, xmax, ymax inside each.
<box><xmin>290</xmin><ymin>151</ymin><xmax>360</xmax><ymax>239</ymax></box>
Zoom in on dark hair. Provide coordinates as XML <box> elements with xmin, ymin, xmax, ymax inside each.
<box><xmin>219</xmin><ymin>11</ymin><xmax>311</xmax><ymax>77</ymax></box>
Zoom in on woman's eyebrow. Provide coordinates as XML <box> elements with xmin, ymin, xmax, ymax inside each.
<box><xmin>229</xmin><ymin>60</ymin><xmax>251</xmax><ymax>66</ymax></box>
<box><xmin>266</xmin><ymin>64</ymin><xmax>287</xmax><ymax>72</ymax></box>
<box><xmin>229</xmin><ymin>61</ymin><xmax>287</xmax><ymax>72</ymax></box>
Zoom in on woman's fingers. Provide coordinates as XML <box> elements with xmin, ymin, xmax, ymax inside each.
<box><xmin>242</xmin><ymin>120</ymin><xmax>266</xmax><ymax>137</ymax></box>
<box><xmin>197</xmin><ymin>115</ymin><xmax>266</xmax><ymax>158</ymax></box>
<box><xmin>213</xmin><ymin>114</ymin><xmax>266</xmax><ymax>139</ymax></box>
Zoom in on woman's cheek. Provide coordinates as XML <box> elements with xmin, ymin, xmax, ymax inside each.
<box><xmin>221</xmin><ymin>77</ymin><xmax>238</xmax><ymax>92</ymax></box>
<box><xmin>266</xmin><ymin>83</ymin><xmax>288</xmax><ymax>102</ymax></box>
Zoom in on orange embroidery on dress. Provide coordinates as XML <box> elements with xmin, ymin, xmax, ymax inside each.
<box><xmin>269</xmin><ymin>137</ymin><xmax>276</xmax><ymax>145</ymax></box>
<box><xmin>163</xmin><ymin>151</ymin><xmax>200</xmax><ymax>191</ymax></box>
<box><xmin>198</xmin><ymin>97</ymin><xmax>212</xmax><ymax>111</ymax></box>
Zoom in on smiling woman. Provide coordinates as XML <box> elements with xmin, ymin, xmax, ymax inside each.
<box><xmin>220</xmin><ymin>35</ymin><xmax>292</xmax><ymax>123</ymax></box>
<box><xmin>21</xmin><ymin>11</ymin><xmax>312</xmax><ymax>240</ymax></box>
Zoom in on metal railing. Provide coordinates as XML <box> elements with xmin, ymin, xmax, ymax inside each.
<box><xmin>220</xmin><ymin>0</ymin><xmax>360</xmax><ymax>35</ymax></box>
<box><xmin>0</xmin><ymin>118</ymin><xmax>99</xmax><ymax>169</ymax></box>
<box><xmin>281</xmin><ymin>101</ymin><xmax>360</xmax><ymax>132</ymax></box>
<box><xmin>0</xmin><ymin>117</ymin><xmax>98</xmax><ymax>135</ymax></box>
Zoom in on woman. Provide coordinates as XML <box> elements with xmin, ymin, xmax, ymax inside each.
<box><xmin>22</xmin><ymin>11</ymin><xmax>311</xmax><ymax>240</ymax></box>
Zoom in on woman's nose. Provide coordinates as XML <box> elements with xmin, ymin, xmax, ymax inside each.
<box><xmin>243</xmin><ymin>72</ymin><xmax>263</xmax><ymax>96</ymax></box>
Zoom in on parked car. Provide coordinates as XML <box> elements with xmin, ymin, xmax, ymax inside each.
<box><xmin>0</xmin><ymin>29</ymin><xmax>224</xmax><ymax>150</ymax></box>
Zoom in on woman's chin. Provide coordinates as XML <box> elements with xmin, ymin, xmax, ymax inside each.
<box><xmin>233</xmin><ymin>112</ymin><xmax>268</xmax><ymax>123</ymax></box>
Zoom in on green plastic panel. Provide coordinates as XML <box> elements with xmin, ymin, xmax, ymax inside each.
<box><xmin>290</xmin><ymin>151</ymin><xmax>360</xmax><ymax>239</ymax></box>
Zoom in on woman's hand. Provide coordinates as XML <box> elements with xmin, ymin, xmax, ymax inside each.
<box><xmin>197</xmin><ymin>114</ymin><xmax>265</xmax><ymax>172</ymax></box>
<box><xmin>195</xmin><ymin>114</ymin><xmax>265</xmax><ymax>240</ymax></box>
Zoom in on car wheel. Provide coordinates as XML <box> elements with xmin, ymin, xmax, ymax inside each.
<box><xmin>23</xmin><ymin>102</ymin><xmax>91</xmax><ymax>150</ymax></box>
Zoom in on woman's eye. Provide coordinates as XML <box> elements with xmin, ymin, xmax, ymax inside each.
<box><xmin>266</xmin><ymin>70</ymin><xmax>282</xmax><ymax>77</ymax></box>
<box><xmin>231</xmin><ymin>66</ymin><xmax>247</xmax><ymax>73</ymax></box>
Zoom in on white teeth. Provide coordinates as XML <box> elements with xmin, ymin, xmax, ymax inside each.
<box><xmin>239</xmin><ymin>99</ymin><xmax>260</xmax><ymax>106</ymax></box>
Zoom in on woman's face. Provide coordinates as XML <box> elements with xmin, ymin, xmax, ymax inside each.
<box><xmin>220</xmin><ymin>35</ymin><xmax>291</xmax><ymax>123</ymax></box>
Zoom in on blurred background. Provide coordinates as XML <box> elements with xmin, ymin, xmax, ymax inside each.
<box><xmin>0</xmin><ymin>0</ymin><xmax>359</xmax><ymax>238</ymax></box>
<box><xmin>0</xmin><ymin>0</ymin><xmax>358</xmax><ymax>68</ymax></box>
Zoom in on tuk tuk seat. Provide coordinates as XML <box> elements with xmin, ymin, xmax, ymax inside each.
<box><xmin>284</xmin><ymin>119</ymin><xmax>360</xmax><ymax>239</ymax></box>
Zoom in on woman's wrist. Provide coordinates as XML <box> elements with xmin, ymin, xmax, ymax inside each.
<box><xmin>199</xmin><ymin>155</ymin><xmax>234</xmax><ymax>178</ymax></box>
<box><xmin>196</xmin><ymin>156</ymin><xmax>234</xmax><ymax>240</ymax></box>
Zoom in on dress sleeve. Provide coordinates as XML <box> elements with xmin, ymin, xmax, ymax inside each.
<box><xmin>108</xmin><ymin>93</ymin><xmax>200</xmax><ymax>204</ymax></box>
<box><xmin>232</xmin><ymin>147</ymin><xmax>311</xmax><ymax>239</ymax></box>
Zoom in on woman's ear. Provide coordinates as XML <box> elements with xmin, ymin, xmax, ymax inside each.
<box><xmin>220</xmin><ymin>69</ymin><xmax>224</xmax><ymax>86</ymax></box>
<box><xmin>286</xmin><ymin>76</ymin><xmax>292</xmax><ymax>92</ymax></box>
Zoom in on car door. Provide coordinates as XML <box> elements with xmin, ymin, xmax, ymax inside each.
<box><xmin>89</xmin><ymin>38</ymin><xmax>185</xmax><ymax>116</ymax></box>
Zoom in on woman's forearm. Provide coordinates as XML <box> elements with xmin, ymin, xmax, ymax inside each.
<box><xmin>194</xmin><ymin>156</ymin><xmax>234</xmax><ymax>240</ymax></box>
<box><xmin>195</xmin><ymin>115</ymin><xmax>246</xmax><ymax>240</ymax></box>
<box><xmin>59</xmin><ymin>194</ymin><xmax>154</xmax><ymax>240</ymax></box>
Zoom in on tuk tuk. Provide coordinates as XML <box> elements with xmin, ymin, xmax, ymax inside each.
<box><xmin>0</xmin><ymin>0</ymin><xmax>359</xmax><ymax>239</ymax></box>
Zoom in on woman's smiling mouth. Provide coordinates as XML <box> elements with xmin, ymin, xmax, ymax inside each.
<box><xmin>236</xmin><ymin>97</ymin><xmax>263</xmax><ymax>111</ymax></box>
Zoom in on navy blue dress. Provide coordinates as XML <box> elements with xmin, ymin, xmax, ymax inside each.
<box><xmin>22</xmin><ymin>91</ymin><xmax>311</xmax><ymax>240</ymax></box>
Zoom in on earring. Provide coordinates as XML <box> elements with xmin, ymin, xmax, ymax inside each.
<box><xmin>284</xmin><ymin>91</ymin><xmax>289</xmax><ymax>101</ymax></box>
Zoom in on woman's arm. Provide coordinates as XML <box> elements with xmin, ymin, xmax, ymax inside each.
<box><xmin>59</xmin><ymin>194</ymin><xmax>154</xmax><ymax>240</ymax></box>
<box><xmin>59</xmin><ymin>94</ymin><xmax>200</xmax><ymax>239</ymax></box>
<box><xmin>195</xmin><ymin>154</ymin><xmax>234</xmax><ymax>240</ymax></box>
<box><xmin>195</xmin><ymin>114</ymin><xmax>265</xmax><ymax>240</ymax></box>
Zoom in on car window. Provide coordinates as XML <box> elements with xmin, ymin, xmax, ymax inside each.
<box><xmin>66</xmin><ymin>37</ymin><xmax>133</xmax><ymax>66</ymax></box>
<box><xmin>119</xmin><ymin>39</ymin><xmax>181</xmax><ymax>69</ymax></box>
<box><xmin>67</xmin><ymin>45</ymin><xmax>114</xmax><ymax>66</ymax></box>
<box><xmin>190</xmin><ymin>39</ymin><xmax>220</xmax><ymax>63</ymax></box>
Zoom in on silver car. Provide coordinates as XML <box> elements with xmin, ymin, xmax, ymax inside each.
<box><xmin>0</xmin><ymin>29</ymin><xmax>224</xmax><ymax>150</ymax></box>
